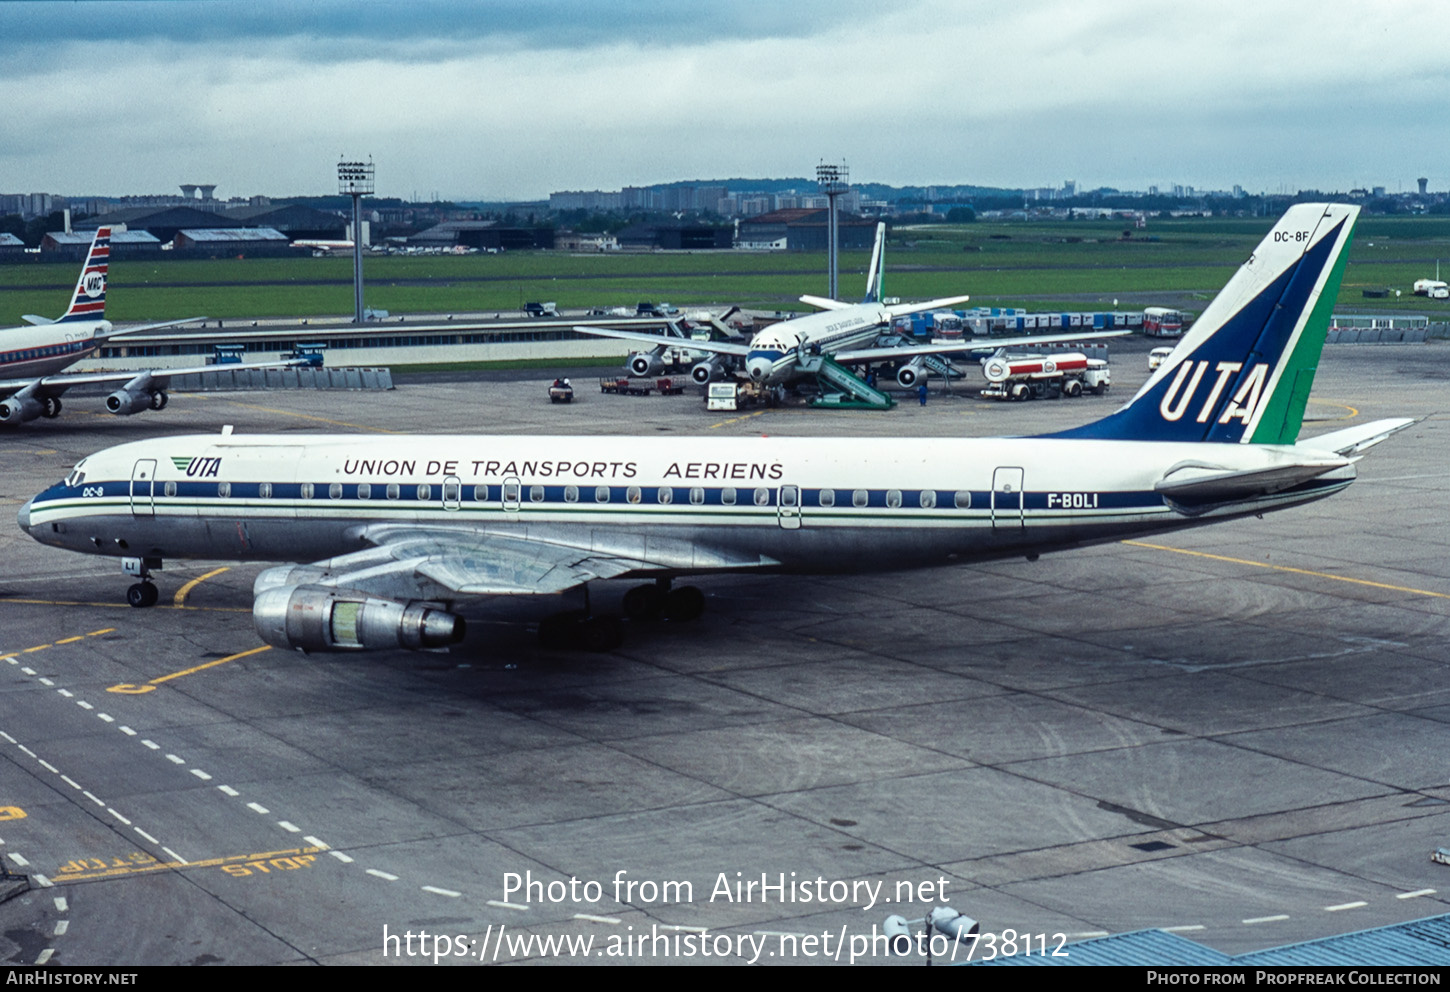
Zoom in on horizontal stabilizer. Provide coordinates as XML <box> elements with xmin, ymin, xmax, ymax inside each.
<box><xmin>21</xmin><ymin>315</ymin><xmax>54</xmax><ymax>326</ymax></box>
<box><xmin>1155</xmin><ymin>456</ymin><xmax>1349</xmax><ymax>505</ymax></box>
<box><xmin>1296</xmin><ymin>417</ymin><xmax>1417</xmax><ymax>456</ymax></box>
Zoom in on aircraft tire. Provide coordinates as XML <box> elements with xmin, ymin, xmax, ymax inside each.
<box><xmin>537</xmin><ymin>611</ymin><xmax>584</xmax><ymax>649</ymax></box>
<box><xmin>151</xmin><ymin>391</ymin><xmax>169</xmax><ymax>410</ymax></box>
<box><xmin>623</xmin><ymin>584</ymin><xmax>666</xmax><ymax>620</ymax></box>
<box><xmin>127</xmin><ymin>582</ymin><xmax>159</xmax><ymax>608</ymax></box>
<box><xmin>42</xmin><ymin>396</ymin><xmax>62</xmax><ymax>418</ymax></box>
<box><xmin>663</xmin><ymin>586</ymin><xmax>705</xmax><ymax>622</ymax></box>
<box><xmin>576</xmin><ymin>616</ymin><xmax>623</xmax><ymax>652</ymax></box>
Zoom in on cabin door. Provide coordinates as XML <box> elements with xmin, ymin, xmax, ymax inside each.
<box><xmin>991</xmin><ymin>467</ymin><xmax>1024</xmax><ymax>531</ymax></box>
<box><xmin>130</xmin><ymin>459</ymin><xmax>156</xmax><ymax>517</ymax></box>
<box><xmin>777</xmin><ymin>484</ymin><xmax>801</xmax><ymax>529</ymax></box>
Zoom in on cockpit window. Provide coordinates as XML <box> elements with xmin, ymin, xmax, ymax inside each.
<box><xmin>65</xmin><ymin>469</ymin><xmax>86</xmax><ymax>488</ymax></box>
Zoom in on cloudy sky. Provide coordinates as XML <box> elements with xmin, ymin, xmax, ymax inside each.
<box><xmin>2</xmin><ymin>0</ymin><xmax>1444</xmax><ymax>201</ymax></box>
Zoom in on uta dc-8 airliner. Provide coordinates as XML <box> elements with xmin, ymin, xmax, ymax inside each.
<box><xmin>19</xmin><ymin>204</ymin><xmax>1412</xmax><ymax>654</ymax></box>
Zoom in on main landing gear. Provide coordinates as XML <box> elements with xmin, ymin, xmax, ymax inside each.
<box><xmin>121</xmin><ymin>556</ymin><xmax>161</xmax><ymax>608</ymax></box>
<box><xmin>537</xmin><ymin>580</ymin><xmax>706</xmax><ymax>652</ymax></box>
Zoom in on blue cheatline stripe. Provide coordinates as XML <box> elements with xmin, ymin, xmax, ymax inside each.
<box><xmin>37</xmin><ymin>479</ymin><xmax>1169</xmax><ymax>517</ymax></box>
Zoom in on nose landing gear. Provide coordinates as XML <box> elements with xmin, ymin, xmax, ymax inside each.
<box><xmin>121</xmin><ymin>556</ymin><xmax>162</xmax><ymax>609</ymax></box>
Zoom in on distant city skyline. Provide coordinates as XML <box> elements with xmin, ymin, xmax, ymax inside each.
<box><xmin>3</xmin><ymin>1</ymin><xmax>1445</xmax><ymax>201</ymax></box>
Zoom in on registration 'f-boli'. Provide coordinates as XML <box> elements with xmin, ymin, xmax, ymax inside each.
<box><xmin>19</xmin><ymin>204</ymin><xmax>1412</xmax><ymax>654</ymax></box>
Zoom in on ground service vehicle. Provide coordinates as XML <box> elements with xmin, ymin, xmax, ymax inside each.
<box><xmin>979</xmin><ymin>351</ymin><xmax>1110</xmax><ymax>400</ymax></box>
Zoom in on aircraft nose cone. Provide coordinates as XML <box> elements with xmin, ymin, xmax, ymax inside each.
<box><xmin>17</xmin><ymin>497</ymin><xmax>32</xmax><ymax>533</ymax></box>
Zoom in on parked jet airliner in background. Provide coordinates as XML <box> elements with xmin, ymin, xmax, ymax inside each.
<box><xmin>21</xmin><ymin>204</ymin><xmax>1410</xmax><ymax>647</ymax></box>
<box><xmin>573</xmin><ymin>221</ymin><xmax>1125</xmax><ymax>386</ymax></box>
<box><xmin>0</xmin><ymin>227</ymin><xmax>299</xmax><ymax>425</ymax></box>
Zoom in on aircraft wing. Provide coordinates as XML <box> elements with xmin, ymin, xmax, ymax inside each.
<box><xmin>0</xmin><ymin>358</ymin><xmax>311</xmax><ymax>398</ymax></box>
<box><xmin>284</xmin><ymin>524</ymin><xmax>779</xmax><ymax>598</ymax></box>
<box><xmin>573</xmin><ymin>324</ymin><xmax>752</xmax><ymax>357</ymax></box>
<box><xmin>799</xmin><ymin>295</ymin><xmax>853</xmax><ymax>311</ymax></box>
<box><xmin>834</xmin><ymin>329</ymin><xmax>1130</xmax><ymax>365</ymax></box>
<box><xmin>101</xmin><ymin>316</ymin><xmax>207</xmax><ymax>339</ymax></box>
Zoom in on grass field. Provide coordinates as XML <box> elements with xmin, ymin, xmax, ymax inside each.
<box><xmin>3</xmin><ymin>215</ymin><xmax>1448</xmax><ymax>323</ymax></box>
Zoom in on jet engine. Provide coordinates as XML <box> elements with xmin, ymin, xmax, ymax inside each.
<box><xmin>896</xmin><ymin>359</ymin><xmax>926</xmax><ymax>388</ymax></box>
<box><xmin>628</xmin><ymin>351</ymin><xmax>665</xmax><ymax>377</ymax></box>
<box><xmin>105</xmin><ymin>373</ymin><xmax>167</xmax><ymax>416</ymax></box>
<box><xmin>691</xmin><ymin>358</ymin><xmax>725</xmax><ymax>384</ymax></box>
<box><xmin>253</xmin><ymin>584</ymin><xmax>465</xmax><ymax>653</ymax></box>
<box><xmin>105</xmin><ymin>388</ymin><xmax>160</xmax><ymax>415</ymax></box>
<box><xmin>0</xmin><ymin>394</ymin><xmax>44</xmax><ymax>423</ymax></box>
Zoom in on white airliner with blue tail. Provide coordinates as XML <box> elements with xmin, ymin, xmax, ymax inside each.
<box><xmin>0</xmin><ymin>227</ymin><xmax>305</xmax><ymax>424</ymax></box>
<box><xmin>20</xmin><ymin>204</ymin><xmax>1410</xmax><ymax>650</ymax></box>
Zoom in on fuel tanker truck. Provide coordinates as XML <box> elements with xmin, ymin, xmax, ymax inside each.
<box><xmin>979</xmin><ymin>350</ymin><xmax>1111</xmax><ymax>401</ymax></box>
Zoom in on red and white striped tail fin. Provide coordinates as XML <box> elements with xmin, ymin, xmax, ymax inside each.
<box><xmin>59</xmin><ymin>227</ymin><xmax>109</xmax><ymax>322</ymax></box>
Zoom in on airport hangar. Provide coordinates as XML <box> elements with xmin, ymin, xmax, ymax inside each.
<box><xmin>0</xmin><ymin>339</ymin><xmax>1447</xmax><ymax>966</ymax></box>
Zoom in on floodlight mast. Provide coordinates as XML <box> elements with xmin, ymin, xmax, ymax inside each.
<box><xmin>338</xmin><ymin>159</ymin><xmax>374</xmax><ymax>324</ymax></box>
<box><xmin>816</xmin><ymin>161</ymin><xmax>849</xmax><ymax>300</ymax></box>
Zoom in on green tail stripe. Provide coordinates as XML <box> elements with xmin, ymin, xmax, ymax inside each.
<box><xmin>1250</xmin><ymin>222</ymin><xmax>1356</xmax><ymax>444</ymax></box>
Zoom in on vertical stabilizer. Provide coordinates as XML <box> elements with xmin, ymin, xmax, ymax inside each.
<box><xmin>863</xmin><ymin>222</ymin><xmax>886</xmax><ymax>303</ymax></box>
<box><xmin>1048</xmin><ymin>204</ymin><xmax>1357</xmax><ymax>444</ymax></box>
<box><xmin>59</xmin><ymin>227</ymin><xmax>110</xmax><ymax>323</ymax></box>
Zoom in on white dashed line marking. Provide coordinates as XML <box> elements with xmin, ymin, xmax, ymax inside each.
<box><xmin>97</xmin><ymin>713</ymin><xmax>114</xmax><ymax>723</ymax></box>
<box><xmin>303</xmin><ymin>836</ymin><xmax>328</xmax><ymax>849</ymax></box>
<box><xmin>53</xmin><ymin>898</ymin><xmax>67</xmax><ymax>913</ymax></box>
<box><xmin>1065</xmin><ymin>931</ymin><xmax>1110</xmax><ymax>939</ymax></box>
<box><xmin>423</xmin><ymin>886</ymin><xmax>462</xmax><ymax>898</ymax></box>
<box><xmin>134</xmin><ymin>828</ymin><xmax>158</xmax><ymax>844</ymax></box>
<box><xmin>32</xmin><ymin>875</ymin><xmax>52</xmax><ymax>888</ymax></box>
<box><xmin>21</xmin><ymin>668</ymin><xmax>35</xmax><ymax>676</ymax></box>
<box><xmin>59</xmin><ymin>776</ymin><xmax>81</xmax><ymax>790</ymax></box>
<box><xmin>76</xmin><ymin>701</ymin><xmax>93</xmax><ymax>711</ymax></box>
<box><xmin>574</xmin><ymin>913</ymin><xmax>621</xmax><ymax>924</ymax></box>
<box><xmin>53</xmin><ymin>921</ymin><xmax>68</xmax><ymax>937</ymax></box>
<box><xmin>487</xmin><ymin>900</ymin><xmax>528</xmax><ymax>911</ymax></box>
<box><xmin>1164</xmin><ymin>925</ymin><xmax>1206</xmax><ymax>932</ymax></box>
<box><xmin>107</xmin><ymin>809</ymin><xmax>131</xmax><ymax>825</ymax></box>
<box><xmin>328</xmin><ymin>851</ymin><xmax>355</xmax><ymax>864</ymax></box>
<box><xmin>277</xmin><ymin>821</ymin><xmax>300</xmax><ymax>833</ymax></box>
<box><xmin>57</xmin><ymin>689</ymin><xmax>72</xmax><ymax>698</ymax></box>
<box><xmin>165</xmin><ymin>754</ymin><xmax>185</xmax><ymax>765</ymax></box>
<box><xmin>162</xmin><ymin>847</ymin><xmax>188</xmax><ymax>864</ymax></box>
<box><xmin>38</xmin><ymin>678</ymin><xmax>53</xmax><ymax>687</ymax></box>
<box><xmin>366</xmin><ymin>869</ymin><xmax>399</xmax><ymax>881</ymax></box>
<box><xmin>82</xmin><ymin>791</ymin><xmax>104</xmax><ymax>807</ymax></box>
<box><xmin>18</xmin><ymin>746</ymin><xmax>35</xmax><ymax>758</ymax></box>
<box><xmin>119</xmin><ymin>726</ymin><xmax>136</xmax><ymax>736</ymax></box>
<box><xmin>34</xmin><ymin>949</ymin><xmax>53</xmax><ymax>965</ymax></box>
<box><xmin>218</xmin><ymin>785</ymin><xmax>239</xmax><ymax>796</ymax></box>
<box><xmin>1325</xmin><ymin>901</ymin><xmax>1367</xmax><ymax>912</ymax></box>
<box><xmin>37</xmin><ymin>760</ymin><xmax>58</xmax><ymax>774</ymax></box>
<box><xmin>246</xmin><ymin>802</ymin><xmax>269</xmax><ymax>815</ymax></box>
<box><xmin>0</xmin><ymin>732</ymin><xmax>13</xmax><ymax>743</ymax></box>
<box><xmin>8</xmin><ymin>854</ymin><xmax>29</xmax><ymax>867</ymax></box>
<box><xmin>190</xmin><ymin>769</ymin><xmax>213</xmax><ymax>781</ymax></box>
<box><xmin>1398</xmin><ymin>889</ymin><xmax>1435</xmax><ymax>899</ymax></box>
<box><xmin>1243</xmin><ymin>915</ymin><xmax>1290</xmax><ymax>924</ymax></box>
<box><xmin>141</xmin><ymin>740</ymin><xmax>159</xmax><ymax>750</ymax></box>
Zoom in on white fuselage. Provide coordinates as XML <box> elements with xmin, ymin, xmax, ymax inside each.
<box><xmin>745</xmin><ymin>306</ymin><xmax>889</xmax><ymax>383</ymax></box>
<box><xmin>20</xmin><ymin>432</ymin><xmax>1355</xmax><ymax>579</ymax></box>
<box><xmin>1</xmin><ymin>320</ymin><xmax>110</xmax><ymax>379</ymax></box>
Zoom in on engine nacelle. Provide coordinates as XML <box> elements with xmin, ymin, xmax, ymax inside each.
<box><xmin>628</xmin><ymin>352</ymin><xmax>665</xmax><ymax>377</ymax></box>
<box><xmin>106</xmin><ymin>388</ymin><xmax>154</xmax><ymax>416</ymax></box>
<box><xmin>253</xmin><ymin>584</ymin><xmax>466</xmax><ymax>653</ymax></box>
<box><xmin>691</xmin><ymin>358</ymin><xmax>724</xmax><ymax>384</ymax></box>
<box><xmin>0</xmin><ymin>394</ymin><xmax>44</xmax><ymax>423</ymax></box>
<box><xmin>896</xmin><ymin>359</ymin><xmax>925</xmax><ymax>388</ymax></box>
